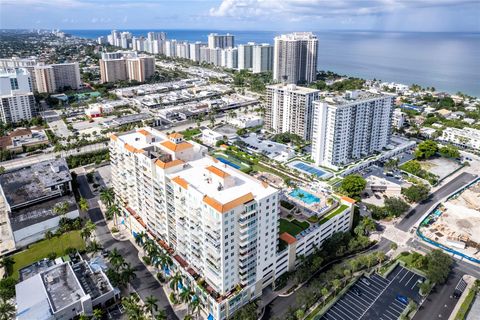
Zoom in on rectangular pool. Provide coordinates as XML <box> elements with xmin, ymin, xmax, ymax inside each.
<box><xmin>216</xmin><ymin>156</ymin><xmax>241</xmax><ymax>169</ymax></box>
<box><xmin>289</xmin><ymin>188</ymin><xmax>320</xmax><ymax>205</ymax></box>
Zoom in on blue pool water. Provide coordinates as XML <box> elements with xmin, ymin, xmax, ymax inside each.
<box><xmin>216</xmin><ymin>157</ymin><xmax>240</xmax><ymax>169</ymax></box>
<box><xmin>293</xmin><ymin>162</ymin><xmax>327</xmax><ymax>177</ymax></box>
<box><xmin>289</xmin><ymin>189</ymin><xmax>320</xmax><ymax>205</ymax></box>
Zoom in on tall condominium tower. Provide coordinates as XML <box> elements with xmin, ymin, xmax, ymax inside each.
<box><xmin>252</xmin><ymin>43</ymin><xmax>273</xmax><ymax>73</ymax></box>
<box><xmin>0</xmin><ymin>68</ymin><xmax>36</xmax><ymax>124</ymax></box>
<box><xmin>265</xmin><ymin>83</ymin><xmax>320</xmax><ymax>140</ymax></box>
<box><xmin>208</xmin><ymin>33</ymin><xmax>234</xmax><ymax>49</ymax></box>
<box><xmin>99</xmin><ymin>51</ymin><xmax>154</xmax><ymax>83</ymax></box>
<box><xmin>273</xmin><ymin>32</ymin><xmax>318</xmax><ymax>84</ymax></box>
<box><xmin>110</xmin><ymin>128</ymin><xmax>280</xmax><ymax>319</ymax></box>
<box><xmin>189</xmin><ymin>42</ymin><xmax>203</xmax><ymax>62</ymax></box>
<box><xmin>312</xmin><ymin>90</ymin><xmax>395</xmax><ymax>169</ymax></box>
<box><xmin>237</xmin><ymin>43</ymin><xmax>254</xmax><ymax>70</ymax></box>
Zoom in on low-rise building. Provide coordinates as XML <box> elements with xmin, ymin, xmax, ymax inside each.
<box><xmin>392</xmin><ymin>109</ymin><xmax>406</xmax><ymax>129</ymax></box>
<box><xmin>85</xmin><ymin>103</ymin><xmax>115</xmax><ymax>118</ymax></box>
<box><xmin>441</xmin><ymin>127</ymin><xmax>480</xmax><ymax>151</ymax></box>
<box><xmin>0</xmin><ymin>159</ymin><xmax>78</xmax><ymax>253</ymax></box>
<box><xmin>0</xmin><ymin>127</ymin><xmax>49</xmax><ymax>152</ymax></box>
<box><xmin>229</xmin><ymin>115</ymin><xmax>263</xmax><ymax>128</ymax></box>
<box><xmin>16</xmin><ymin>260</ymin><xmax>117</xmax><ymax>320</ymax></box>
<box><xmin>202</xmin><ymin>128</ymin><xmax>226</xmax><ymax>147</ymax></box>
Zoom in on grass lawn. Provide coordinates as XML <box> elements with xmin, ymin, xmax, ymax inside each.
<box><xmin>279</xmin><ymin>218</ymin><xmax>310</xmax><ymax>237</ymax></box>
<box><xmin>180</xmin><ymin>128</ymin><xmax>201</xmax><ymax>140</ymax></box>
<box><xmin>11</xmin><ymin>231</ymin><xmax>85</xmax><ymax>280</ymax></box>
<box><xmin>319</xmin><ymin>204</ymin><xmax>349</xmax><ymax>225</ymax></box>
<box><xmin>455</xmin><ymin>286</ymin><xmax>477</xmax><ymax>320</ymax></box>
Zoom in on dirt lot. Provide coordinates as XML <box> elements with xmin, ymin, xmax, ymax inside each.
<box><xmin>420</xmin><ymin>157</ymin><xmax>462</xmax><ymax>180</ymax></box>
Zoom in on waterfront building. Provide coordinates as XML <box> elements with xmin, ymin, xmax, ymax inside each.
<box><xmin>221</xmin><ymin>47</ymin><xmax>238</xmax><ymax>69</ymax></box>
<box><xmin>237</xmin><ymin>43</ymin><xmax>254</xmax><ymax>70</ymax></box>
<box><xmin>208</xmin><ymin>33</ymin><xmax>234</xmax><ymax>49</ymax></box>
<box><xmin>252</xmin><ymin>43</ymin><xmax>273</xmax><ymax>73</ymax></box>
<box><xmin>273</xmin><ymin>32</ymin><xmax>318</xmax><ymax>84</ymax></box>
<box><xmin>265</xmin><ymin>83</ymin><xmax>320</xmax><ymax>140</ymax></box>
<box><xmin>100</xmin><ymin>51</ymin><xmax>153</xmax><ymax>83</ymax></box>
<box><xmin>312</xmin><ymin>90</ymin><xmax>395</xmax><ymax>169</ymax></box>
<box><xmin>189</xmin><ymin>42</ymin><xmax>203</xmax><ymax>62</ymax></box>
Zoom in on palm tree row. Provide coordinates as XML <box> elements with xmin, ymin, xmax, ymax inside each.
<box><xmin>100</xmin><ymin>187</ymin><xmax>121</xmax><ymax>225</ymax></box>
<box><xmin>168</xmin><ymin>272</ymin><xmax>202</xmax><ymax>319</ymax></box>
<box><xmin>106</xmin><ymin>248</ymin><xmax>137</xmax><ymax>289</ymax></box>
<box><xmin>122</xmin><ymin>293</ymin><xmax>167</xmax><ymax>320</ymax></box>
<box><xmin>136</xmin><ymin>233</ymin><xmax>173</xmax><ymax>276</ymax></box>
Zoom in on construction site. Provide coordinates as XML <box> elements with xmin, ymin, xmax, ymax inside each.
<box><xmin>421</xmin><ymin>180</ymin><xmax>480</xmax><ymax>260</ymax></box>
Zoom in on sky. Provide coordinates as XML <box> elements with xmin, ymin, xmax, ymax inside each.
<box><xmin>0</xmin><ymin>0</ymin><xmax>479</xmax><ymax>32</ymax></box>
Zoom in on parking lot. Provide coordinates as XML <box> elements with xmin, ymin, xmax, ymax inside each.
<box><xmin>320</xmin><ymin>266</ymin><xmax>424</xmax><ymax>320</ymax></box>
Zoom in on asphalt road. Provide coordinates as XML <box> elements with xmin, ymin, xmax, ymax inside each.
<box><xmin>262</xmin><ymin>237</ymin><xmax>393</xmax><ymax>319</ymax></box>
<box><xmin>77</xmin><ymin>173</ymin><xmax>178</xmax><ymax>320</ymax></box>
<box><xmin>396</xmin><ymin>172</ymin><xmax>478</xmax><ymax>232</ymax></box>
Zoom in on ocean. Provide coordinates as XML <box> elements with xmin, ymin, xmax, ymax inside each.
<box><xmin>65</xmin><ymin>29</ymin><xmax>480</xmax><ymax>97</ymax></box>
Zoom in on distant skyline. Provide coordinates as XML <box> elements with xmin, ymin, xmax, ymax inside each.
<box><xmin>0</xmin><ymin>0</ymin><xmax>479</xmax><ymax>32</ymax></box>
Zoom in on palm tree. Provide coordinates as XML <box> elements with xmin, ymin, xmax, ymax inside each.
<box><xmin>53</xmin><ymin>201</ymin><xmax>69</xmax><ymax>216</ymax></box>
<box><xmin>78</xmin><ymin>197</ymin><xmax>90</xmax><ymax>212</ymax></box>
<box><xmin>108</xmin><ymin>248</ymin><xmax>125</xmax><ymax>268</ymax></box>
<box><xmin>121</xmin><ymin>263</ymin><xmax>137</xmax><ymax>289</ymax></box>
<box><xmin>45</xmin><ymin>230</ymin><xmax>54</xmax><ymax>240</ymax></box>
<box><xmin>190</xmin><ymin>298</ymin><xmax>201</xmax><ymax>320</ymax></box>
<box><xmin>331</xmin><ymin>279</ymin><xmax>341</xmax><ymax>296</ymax></box>
<box><xmin>78</xmin><ymin>314</ymin><xmax>89</xmax><ymax>320</ymax></box>
<box><xmin>0</xmin><ymin>299</ymin><xmax>15</xmax><ymax>320</ymax></box>
<box><xmin>135</xmin><ymin>231</ymin><xmax>147</xmax><ymax>246</ymax></box>
<box><xmin>122</xmin><ymin>294</ymin><xmax>145</xmax><ymax>320</ymax></box>
<box><xmin>0</xmin><ymin>256</ymin><xmax>14</xmax><ymax>277</ymax></box>
<box><xmin>81</xmin><ymin>228</ymin><xmax>92</xmax><ymax>242</ymax></box>
<box><xmin>169</xmin><ymin>272</ymin><xmax>183</xmax><ymax>293</ymax></box>
<box><xmin>179</xmin><ymin>289</ymin><xmax>194</xmax><ymax>313</ymax></box>
<box><xmin>321</xmin><ymin>287</ymin><xmax>329</xmax><ymax>306</ymax></box>
<box><xmin>107</xmin><ymin>203</ymin><xmax>121</xmax><ymax>225</ymax></box>
<box><xmin>155</xmin><ymin>310</ymin><xmax>167</xmax><ymax>320</ymax></box>
<box><xmin>85</xmin><ymin>220</ymin><xmax>97</xmax><ymax>238</ymax></box>
<box><xmin>159</xmin><ymin>252</ymin><xmax>172</xmax><ymax>271</ymax></box>
<box><xmin>86</xmin><ymin>240</ymin><xmax>103</xmax><ymax>255</ymax></box>
<box><xmin>93</xmin><ymin>308</ymin><xmax>103</xmax><ymax>320</ymax></box>
<box><xmin>376</xmin><ymin>251</ymin><xmax>387</xmax><ymax>270</ymax></box>
<box><xmin>144</xmin><ymin>295</ymin><xmax>158</xmax><ymax>318</ymax></box>
<box><xmin>100</xmin><ymin>187</ymin><xmax>115</xmax><ymax>207</ymax></box>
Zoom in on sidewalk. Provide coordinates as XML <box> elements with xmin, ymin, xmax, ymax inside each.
<box><xmin>448</xmin><ymin>275</ymin><xmax>476</xmax><ymax>320</ymax></box>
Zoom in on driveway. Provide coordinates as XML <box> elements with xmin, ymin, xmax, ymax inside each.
<box><xmin>77</xmin><ymin>173</ymin><xmax>178</xmax><ymax>320</ymax></box>
<box><xmin>396</xmin><ymin>172</ymin><xmax>477</xmax><ymax>232</ymax></box>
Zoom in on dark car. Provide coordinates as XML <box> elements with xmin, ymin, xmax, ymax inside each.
<box><xmin>352</xmin><ymin>287</ymin><xmax>362</xmax><ymax>296</ymax></box>
<box><xmin>360</xmin><ymin>278</ymin><xmax>371</xmax><ymax>286</ymax></box>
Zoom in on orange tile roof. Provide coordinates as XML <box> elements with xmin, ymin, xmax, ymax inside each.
<box><xmin>137</xmin><ymin>129</ymin><xmax>150</xmax><ymax>136</ymax></box>
<box><xmin>341</xmin><ymin>196</ymin><xmax>356</xmax><ymax>204</ymax></box>
<box><xmin>161</xmin><ymin>140</ymin><xmax>193</xmax><ymax>152</ymax></box>
<box><xmin>171</xmin><ymin>176</ymin><xmax>188</xmax><ymax>189</ymax></box>
<box><xmin>280</xmin><ymin>232</ymin><xmax>297</xmax><ymax>245</ymax></box>
<box><xmin>155</xmin><ymin>159</ymin><xmax>184</xmax><ymax>169</ymax></box>
<box><xmin>203</xmin><ymin>193</ymin><xmax>254</xmax><ymax>214</ymax></box>
<box><xmin>168</xmin><ymin>132</ymin><xmax>184</xmax><ymax>139</ymax></box>
<box><xmin>110</xmin><ymin>134</ymin><xmax>118</xmax><ymax>141</ymax></box>
<box><xmin>124</xmin><ymin>143</ymin><xmax>143</xmax><ymax>153</ymax></box>
<box><xmin>206</xmin><ymin>165</ymin><xmax>230</xmax><ymax>178</ymax></box>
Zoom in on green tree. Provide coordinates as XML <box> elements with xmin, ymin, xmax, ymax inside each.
<box><xmin>402</xmin><ymin>183</ymin><xmax>430</xmax><ymax>203</ymax></box>
<box><xmin>331</xmin><ymin>279</ymin><xmax>341</xmax><ymax>296</ymax></box>
<box><xmin>340</xmin><ymin>174</ymin><xmax>366</xmax><ymax>198</ymax></box>
<box><xmin>169</xmin><ymin>272</ymin><xmax>183</xmax><ymax>294</ymax></box>
<box><xmin>0</xmin><ymin>299</ymin><xmax>15</xmax><ymax>320</ymax></box>
<box><xmin>100</xmin><ymin>187</ymin><xmax>115</xmax><ymax>207</ymax></box>
<box><xmin>108</xmin><ymin>248</ymin><xmax>125</xmax><ymax>268</ymax></box>
<box><xmin>78</xmin><ymin>197</ymin><xmax>90</xmax><ymax>212</ymax></box>
<box><xmin>86</xmin><ymin>240</ymin><xmax>103</xmax><ymax>254</ymax></box>
<box><xmin>415</xmin><ymin>140</ymin><xmax>438</xmax><ymax>159</ymax></box>
<box><xmin>384</xmin><ymin>197</ymin><xmax>410</xmax><ymax>217</ymax></box>
<box><xmin>0</xmin><ymin>278</ymin><xmax>17</xmax><ymax>300</ymax></box>
<box><xmin>145</xmin><ymin>295</ymin><xmax>158</xmax><ymax>318</ymax></box>
<box><xmin>439</xmin><ymin>145</ymin><xmax>460</xmax><ymax>158</ymax></box>
<box><xmin>321</xmin><ymin>287</ymin><xmax>329</xmax><ymax>306</ymax></box>
<box><xmin>155</xmin><ymin>310</ymin><xmax>167</xmax><ymax>320</ymax></box>
<box><xmin>0</xmin><ymin>256</ymin><xmax>14</xmax><ymax>277</ymax></box>
<box><xmin>93</xmin><ymin>308</ymin><xmax>103</xmax><ymax>320</ymax></box>
<box><xmin>53</xmin><ymin>201</ymin><xmax>70</xmax><ymax>216</ymax></box>
<box><xmin>425</xmin><ymin>250</ymin><xmax>453</xmax><ymax>284</ymax></box>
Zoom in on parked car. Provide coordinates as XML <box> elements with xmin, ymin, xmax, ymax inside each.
<box><xmin>352</xmin><ymin>287</ymin><xmax>362</xmax><ymax>296</ymax></box>
<box><xmin>396</xmin><ymin>295</ymin><xmax>409</xmax><ymax>305</ymax></box>
<box><xmin>360</xmin><ymin>278</ymin><xmax>371</xmax><ymax>286</ymax></box>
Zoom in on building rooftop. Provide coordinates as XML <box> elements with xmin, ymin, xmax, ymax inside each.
<box><xmin>267</xmin><ymin>83</ymin><xmax>320</xmax><ymax>94</ymax></box>
<box><xmin>41</xmin><ymin>263</ymin><xmax>85</xmax><ymax>312</ymax></box>
<box><xmin>0</xmin><ymin>158</ymin><xmax>71</xmax><ymax>210</ymax></box>
<box><xmin>9</xmin><ymin>194</ymin><xmax>77</xmax><ymax>231</ymax></box>
<box><xmin>321</xmin><ymin>90</ymin><xmax>391</xmax><ymax>106</ymax></box>
<box><xmin>72</xmin><ymin>261</ymin><xmax>113</xmax><ymax>300</ymax></box>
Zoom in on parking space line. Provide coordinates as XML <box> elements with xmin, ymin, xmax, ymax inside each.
<box><xmin>331</xmin><ymin>305</ymin><xmax>353</xmax><ymax>320</ymax></box>
<box><xmin>381</xmin><ymin>312</ymin><xmax>396</xmax><ymax>320</ymax></box>
<box><xmin>385</xmin><ymin>308</ymin><xmax>401</xmax><ymax>318</ymax></box>
<box><xmin>344</xmin><ymin>292</ymin><xmax>371</xmax><ymax>307</ymax></box>
<box><xmin>411</xmin><ymin>279</ymin><xmax>420</xmax><ymax>290</ymax></box>
<box><xmin>387</xmin><ymin>266</ymin><xmax>403</xmax><ymax>279</ymax></box>
<box><xmin>353</xmin><ymin>287</ymin><xmax>377</xmax><ymax>301</ymax></box>
<box><xmin>371</xmin><ymin>274</ymin><xmax>390</xmax><ymax>285</ymax></box>
<box><xmin>368</xmin><ymin>279</ymin><xmax>388</xmax><ymax>292</ymax></box>
<box><xmin>326</xmin><ymin>308</ymin><xmax>345</xmax><ymax>320</ymax></box>
<box><xmin>399</xmin><ymin>269</ymin><xmax>410</xmax><ymax>284</ymax></box>
<box><xmin>390</xmin><ymin>303</ymin><xmax>405</xmax><ymax>313</ymax></box>
<box><xmin>356</xmin><ymin>282</ymin><xmax>384</xmax><ymax>297</ymax></box>
<box><xmin>336</xmin><ymin>302</ymin><xmax>362</xmax><ymax>318</ymax></box>
<box><xmin>404</xmin><ymin>273</ymin><xmax>416</xmax><ymax>286</ymax></box>
<box><xmin>392</xmin><ymin>300</ymin><xmax>405</xmax><ymax>309</ymax></box>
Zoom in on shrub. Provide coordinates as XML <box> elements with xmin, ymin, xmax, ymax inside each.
<box><xmin>47</xmin><ymin>252</ymin><xmax>57</xmax><ymax>260</ymax></box>
<box><xmin>169</xmin><ymin>292</ymin><xmax>177</xmax><ymax>304</ymax></box>
<box><xmin>157</xmin><ymin>273</ymin><xmax>165</xmax><ymax>283</ymax></box>
<box><xmin>142</xmin><ymin>256</ymin><xmax>151</xmax><ymax>265</ymax></box>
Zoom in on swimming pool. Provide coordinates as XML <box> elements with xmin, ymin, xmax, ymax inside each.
<box><xmin>216</xmin><ymin>157</ymin><xmax>241</xmax><ymax>169</ymax></box>
<box><xmin>289</xmin><ymin>188</ymin><xmax>320</xmax><ymax>205</ymax></box>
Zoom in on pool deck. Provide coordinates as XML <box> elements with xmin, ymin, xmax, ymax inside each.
<box><xmin>283</xmin><ymin>187</ymin><xmax>332</xmax><ymax>217</ymax></box>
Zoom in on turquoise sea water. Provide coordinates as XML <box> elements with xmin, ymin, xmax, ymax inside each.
<box><xmin>65</xmin><ymin>29</ymin><xmax>480</xmax><ymax>96</ymax></box>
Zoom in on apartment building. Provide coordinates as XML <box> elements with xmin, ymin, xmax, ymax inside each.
<box><xmin>110</xmin><ymin>128</ymin><xmax>279</xmax><ymax>319</ymax></box>
<box><xmin>252</xmin><ymin>44</ymin><xmax>273</xmax><ymax>73</ymax></box>
<box><xmin>221</xmin><ymin>47</ymin><xmax>238</xmax><ymax>69</ymax></box>
<box><xmin>265</xmin><ymin>83</ymin><xmax>320</xmax><ymax>140</ymax></box>
<box><xmin>100</xmin><ymin>51</ymin><xmax>154</xmax><ymax>83</ymax></box>
<box><xmin>0</xmin><ymin>68</ymin><xmax>36</xmax><ymax>124</ymax></box>
<box><xmin>273</xmin><ymin>32</ymin><xmax>318</xmax><ymax>84</ymax></box>
<box><xmin>441</xmin><ymin>127</ymin><xmax>480</xmax><ymax>151</ymax></box>
<box><xmin>312</xmin><ymin>90</ymin><xmax>395</xmax><ymax>169</ymax></box>
<box><xmin>189</xmin><ymin>42</ymin><xmax>203</xmax><ymax>62</ymax></box>
<box><xmin>208</xmin><ymin>33</ymin><xmax>234</xmax><ymax>49</ymax></box>
<box><xmin>237</xmin><ymin>43</ymin><xmax>254</xmax><ymax>70</ymax></box>
<box><xmin>51</xmin><ymin>62</ymin><xmax>82</xmax><ymax>91</ymax></box>
<box><xmin>34</xmin><ymin>65</ymin><xmax>57</xmax><ymax>93</ymax></box>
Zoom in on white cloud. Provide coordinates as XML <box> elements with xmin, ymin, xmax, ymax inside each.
<box><xmin>209</xmin><ymin>0</ymin><xmax>477</xmax><ymax>20</ymax></box>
